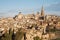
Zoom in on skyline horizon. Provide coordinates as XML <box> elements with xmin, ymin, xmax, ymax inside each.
<box><xmin>0</xmin><ymin>0</ymin><xmax>60</xmax><ymax>17</ymax></box>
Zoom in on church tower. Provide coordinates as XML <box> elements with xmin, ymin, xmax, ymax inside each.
<box><xmin>41</xmin><ymin>6</ymin><xmax>44</xmax><ymax>16</ymax></box>
<box><xmin>39</xmin><ymin>6</ymin><xmax>45</xmax><ymax>20</ymax></box>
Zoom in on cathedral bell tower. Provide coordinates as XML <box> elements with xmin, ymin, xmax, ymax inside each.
<box><xmin>41</xmin><ymin>6</ymin><xmax>44</xmax><ymax>16</ymax></box>
<box><xmin>40</xmin><ymin>6</ymin><xmax>45</xmax><ymax>20</ymax></box>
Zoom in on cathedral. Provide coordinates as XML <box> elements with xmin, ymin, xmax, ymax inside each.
<box><xmin>21</xmin><ymin>7</ymin><xmax>49</xmax><ymax>40</ymax></box>
<box><xmin>40</xmin><ymin>6</ymin><xmax>45</xmax><ymax>20</ymax></box>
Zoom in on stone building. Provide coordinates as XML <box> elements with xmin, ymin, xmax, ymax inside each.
<box><xmin>21</xmin><ymin>7</ymin><xmax>49</xmax><ymax>40</ymax></box>
<box><xmin>0</xmin><ymin>6</ymin><xmax>60</xmax><ymax>40</ymax></box>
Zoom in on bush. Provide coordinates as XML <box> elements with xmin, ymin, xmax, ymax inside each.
<box><xmin>33</xmin><ymin>36</ymin><xmax>41</xmax><ymax>40</ymax></box>
<box><xmin>15</xmin><ymin>29</ymin><xmax>24</xmax><ymax>40</ymax></box>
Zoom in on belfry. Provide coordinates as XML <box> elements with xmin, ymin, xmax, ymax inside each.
<box><xmin>41</xmin><ymin>6</ymin><xmax>44</xmax><ymax>16</ymax></box>
<box><xmin>40</xmin><ymin>6</ymin><xmax>45</xmax><ymax>20</ymax></box>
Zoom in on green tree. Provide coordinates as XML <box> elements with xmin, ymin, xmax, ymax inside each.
<box><xmin>15</xmin><ymin>28</ymin><xmax>24</xmax><ymax>40</ymax></box>
<box><xmin>33</xmin><ymin>36</ymin><xmax>41</xmax><ymax>40</ymax></box>
<box><xmin>3</xmin><ymin>29</ymin><xmax>13</xmax><ymax>40</ymax></box>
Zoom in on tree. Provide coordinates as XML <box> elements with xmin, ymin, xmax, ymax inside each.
<box><xmin>33</xmin><ymin>36</ymin><xmax>41</xmax><ymax>40</ymax></box>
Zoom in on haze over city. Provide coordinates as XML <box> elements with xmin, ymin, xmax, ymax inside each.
<box><xmin>0</xmin><ymin>0</ymin><xmax>60</xmax><ymax>17</ymax></box>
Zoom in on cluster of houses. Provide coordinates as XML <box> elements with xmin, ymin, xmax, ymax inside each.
<box><xmin>0</xmin><ymin>7</ymin><xmax>60</xmax><ymax>40</ymax></box>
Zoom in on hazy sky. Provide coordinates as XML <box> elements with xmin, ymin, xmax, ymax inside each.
<box><xmin>0</xmin><ymin>0</ymin><xmax>60</xmax><ymax>17</ymax></box>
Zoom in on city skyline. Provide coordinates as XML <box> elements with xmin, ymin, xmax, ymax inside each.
<box><xmin>0</xmin><ymin>0</ymin><xmax>60</xmax><ymax>17</ymax></box>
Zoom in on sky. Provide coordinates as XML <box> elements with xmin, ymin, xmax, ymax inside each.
<box><xmin>0</xmin><ymin>0</ymin><xmax>60</xmax><ymax>17</ymax></box>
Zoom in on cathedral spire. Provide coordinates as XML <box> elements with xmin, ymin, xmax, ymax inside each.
<box><xmin>41</xmin><ymin>6</ymin><xmax>44</xmax><ymax>16</ymax></box>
